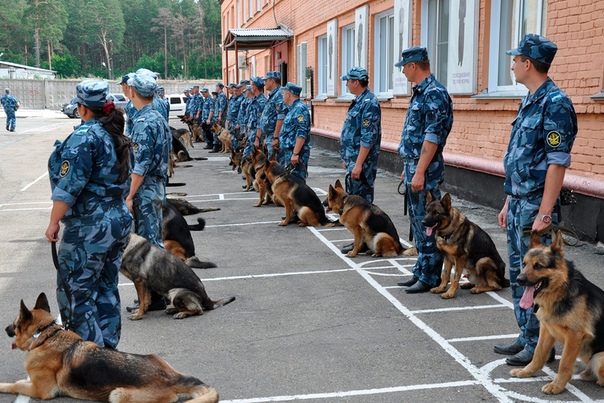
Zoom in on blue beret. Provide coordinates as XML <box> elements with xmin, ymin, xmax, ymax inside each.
<box><xmin>506</xmin><ymin>34</ymin><xmax>558</xmax><ymax>65</ymax></box>
<box><xmin>135</xmin><ymin>68</ymin><xmax>158</xmax><ymax>80</ymax></box>
<box><xmin>127</xmin><ymin>73</ymin><xmax>157</xmax><ymax>97</ymax></box>
<box><xmin>283</xmin><ymin>82</ymin><xmax>302</xmax><ymax>96</ymax></box>
<box><xmin>264</xmin><ymin>71</ymin><xmax>280</xmax><ymax>80</ymax></box>
<box><xmin>340</xmin><ymin>67</ymin><xmax>368</xmax><ymax>81</ymax></box>
<box><xmin>76</xmin><ymin>79</ymin><xmax>109</xmax><ymax>108</ymax></box>
<box><xmin>395</xmin><ymin>46</ymin><xmax>429</xmax><ymax>67</ymax></box>
<box><xmin>216</xmin><ymin>82</ymin><xmax>224</xmax><ymax>89</ymax></box>
<box><xmin>250</xmin><ymin>76</ymin><xmax>265</xmax><ymax>88</ymax></box>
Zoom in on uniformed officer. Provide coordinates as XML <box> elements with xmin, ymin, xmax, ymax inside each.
<box><xmin>395</xmin><ymin>46</ymin><xmax>453</xmax><ymax>294</ymax></box>
<box><xmin>201</xmin><ymin>87</ymin><xmax>215</xmax><ymax>149</ymax></box>
<box><xmin>209</xmin><ymin>82</ymin><xmax>228</xmax><ymax>152</ymax></box>
<box><xmin>125</xmin><ymin>72</ymin><xmax>171</xmax><ymax>248</ymax></box>
<box><xmin>339</xmin><ymin>67</ymin><xmax>381</xmax><ymax>204</ymax></box>
<box><xmin>156</xmin><ymin>86</ymin><xmax>170</xmax><ymax>121</ymax></box>
<box><xmin>257</xmin><ymin>71</ymin><xmax>287</xmax><ymax>160</ymax></box>
<box><xmin>227</xmin><ymin>84</ymin><xmax>244</xmax><ymax>150</ymax></box>
<box><xmin>494</xmin><ymin>34</ymin><xmax>578</xmax><ymax>366</ymax></box>
<box><xmin>278</xmin><ymin>82</ymin><xmax>310</xmax><ymax>181</ymax></box>
<box><xmin>1</xmin><ymin>88</ymin><xmax>20</xmax><ymax>132</ymax></box>
<box><xmin>243</xmin><ymin>77</ymin><xmax>267</xmax><ymax>158</ymax></box>
<box><xmin>236</xmin><ymin>81</ymin><xmax>252</xmax><ymax>145</ymax></box>
<box><xmin>120</xmin><ymin>74</ymin><xmax>137</xmax><ymax>138</ymax></box>
<box><xmin>184</xmin><ymin>87</ymin><xmax>194</xmax><ymax>118</ymax></box>
<box><xmin>46</xmin><ymin>79</ymin><xmax>132</xmax><ymax>349</ymax></box>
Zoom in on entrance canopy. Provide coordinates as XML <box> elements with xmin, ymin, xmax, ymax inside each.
<box><xmin>222</xmin><ymin>25</ymin><xmax>293</xmax><ymax>50</ymax></box>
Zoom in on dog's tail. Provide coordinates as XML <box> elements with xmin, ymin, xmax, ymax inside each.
<box><xmin>188</xmin><ymin>217</ymin><xmax>206</xmax><ymax>231</ymax></box>
<box><xmin>186</xmin><ymin>256</ymin><xmax>217</xmax><ymax>269</ymax></box>
<box><xmin>208</xmin><ymin>296</ymin><xmax>236</xmax><ymax>310</ymax></box>
<box><xmin>178</xmin><ymin>377</ymin><xmax>219</xmax><ymax>403</ymax></box>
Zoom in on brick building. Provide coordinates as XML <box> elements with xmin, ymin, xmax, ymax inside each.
<box><xmin>218</xmin><ymin>0</ymin><xmax>604</xmax><ymax>242</ymax></box>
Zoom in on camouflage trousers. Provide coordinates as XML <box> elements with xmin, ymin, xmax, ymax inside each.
<box><xmin>506</xmin><ymin>196</ymin><xmax>558</xmax><ymax>352</ymax></box>
<box><xmin>132</xmin><ymin>178</ymin><xmax>165</xmax><ymax>247</ymax></box>
<box><xmin>56</xmin><ymin>210</ymin><xmax>131</xmax><ymax>348</ymax></box>
<box><xmin>404</xmin><ymin>162</ymin><xmax>443</xmax><ymax>288</ymax></box>
<box><xmin>278</xmin><ymin>147</ymin><xmax>309</xmax><ymax>182</ymax></box>
<box><xmin>243</xmin><ymin>130</ymin><xmax>257</xmax><ymax>157</ymax></box>
<box><xmin>344</xmin><ymin>159</ymin><xmax>378</xmax><ymax>203</ymax></box>
<box><xmin>4</xmin><ymin>109</ymin><xmax>16</xmax><ymax>131</ymax></box>
<box><xmin>229</xmin><ymin>124</ymin><xmax>241</xmax><ymax>150</ymax></box>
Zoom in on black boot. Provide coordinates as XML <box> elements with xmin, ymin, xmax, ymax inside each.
<box><xmin>208</xmin><ymin>144</ymin><xmax>221</xmax><ymax>153</ymax></box>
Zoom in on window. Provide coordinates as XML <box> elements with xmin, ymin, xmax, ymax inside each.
<box><xmin>425</xmin><ymin>0</ymin><xmax>449</xmax><ymax>87</ymax></box>
<box><xmin>297</xmin><ymin>42</ymin><xmax>308</xmax><ymax>97</ymax></box>
<box><xmin>317</xmin><ymin>35</ymin><xmax>328</xmax><ymax>97</ymax></box>
<box><xmin>341</xmin><ymin>24</ymin><xmax>356</xmax><ymax>95</ymax></box>
<box><xmin>489</xmin><ymin>0</ymin><xmax>547</xmax><ymax>93</ymax></box>
<box><xmin>257</xmin><ymin>0</ymin><xmax>261</xmax><ymax>13</ymax></box>
<box><xmin>248</xmin><ymin>0</ymin><xmax>254</xmax><ymax>20</ymax></box>
<box><xmin>374</xmin><ymin>10</ymin><xmax>395</xmax><ymax>95</ymax></box>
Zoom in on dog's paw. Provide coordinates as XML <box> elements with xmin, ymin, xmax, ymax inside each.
<box><xmin>278</xmin><ymin>220</ymin><xmax>288</xmax><ymax>226</ymax></box>
<box><xmin>430</xmin><ymin>287</ymin><xmax>446</xmax><ymax>294</ymax></box>
<box><xmin>128</xmin><ymin>313</ymin><xmax>144</xmax><ymax>321</ymax></box>
<box><xmin>510</xmin><ymin>368</ymin><xmax>531</xmax><ymax>378</ymax></box>
<box><xmin>440</xmin><ymin>291</ymin><xmax>457</xmax><ymax>299</ymax></box>
<box><xmin>542</xmin><ymin>381</ymin><xmax>565</xmax><ymax>394</ymax></box>
<box><xmin>346</xmin><ymin>252</ymin><xmax>357</xmax><ymax>258</ymax></box>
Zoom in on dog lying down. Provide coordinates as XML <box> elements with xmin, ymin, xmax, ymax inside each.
<box><xmin>121</xmin><ymin>234</ymin><xmax>235</xmax><ymax>320</ymax></box>
<box><xmin>0</xmin><ymin>292</ymin><xmax>219</xmax><ymax>402</ymax></box>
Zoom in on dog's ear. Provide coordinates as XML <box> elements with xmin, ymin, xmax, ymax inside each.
<box><xmin>426</xmin><ymin>191</ymin><xmax>434</xmax><ymax>205</ymax></box>
<box><xmin>328</xmin><ymin>184</ymin><xmax>335</xmax><ymax>196</ymax></box>
<box><xmin>529</xmin><ymin>231</ymin><xmax>543</xmax><ymax>248</ymax></box>
<box><xmin>34</xmin><ymin>293</ymin><xmax>51</xmax><ymax>313</ymax></box>
<box><xmin>551</xmin><ymin>230</ymin><xmax>565</xmax><ymax>257</ymax></box>
<box><xmin>441</xmin><ymin>193</ymin><xmax>452</xmax><ymax>211</ymax></box>
<box><xmin>19</xmin><ymin>300</ymin><xmax>33</xmax><ymax>323</ymax></box>
<box><xmin>335</xmin><ymin>179</ymin><xmax>342</xmax><ymax>189</ymax></box>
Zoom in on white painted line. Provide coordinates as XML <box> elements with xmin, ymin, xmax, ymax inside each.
<box><xmin>205</xmin><ymin>220</ymin><xmax>281</xmax><ymax>228</ymax></box>
<box><xmin>308</xmin><ymin>226</ymin><xmax>514</xmax><ymax>402</ymax></box>
<box><xmin>0</xmin><ymin>207</ymin><xmax>51</xmax><ymax>212</ymax></box>
<box><xmin>447</xmin><ymin>333</ymin><xmax>520</xmax><ymax>343</ymax></box>
<box><xmin>411</xmin><ymin>304</ymin><xmax>510</xmax><ymax>314</ymax></box>
<box><xmin>20</xmin><ymin>172</ymin><xmax>49</xmax><ymax>192</ymax></box>
<box><xmin>219</xmin><ymin>380</ymin><xmax>482</xmax><ymax>403</ymax></box>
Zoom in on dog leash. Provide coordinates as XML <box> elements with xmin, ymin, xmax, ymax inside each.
<box><xmin>51</xmin><ymin>241</ymin><xmax>73</xmax><ymax>331</ymax></box>
<box><xmin>522</xmin><ymin>225</ymin><xmax>580</xmax><ymax>247</ymax></box>
<box><xmin>397</xmin><ymin>180</ymin><xmax>414</xmax><ymax>242</ymax></box>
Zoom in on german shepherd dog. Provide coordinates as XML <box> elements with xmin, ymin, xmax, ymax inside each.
<box><xmin>510</xmin><ymin>230</ymin><xmax>604</xmax><ymax>394</ymax></box>
<box><xmin>324</xmin><ymin>180</ymin><xmax>404</xmax><ymax>258</ymax></box>
<box><xmin>212</xmin><ymin>123</ymin><xmax>232</xmax><ymax>153</ymax></box>
<box><xmin>230</xmin><ymin>148</ymin><xmax>254</xmax><ymax>191</ymax></box>
<box><xmin>423</xmin><ymin>192</ymin><xmax>509</xmax><ymax>299</ymax></box>
<box><xmin>251</xmin><ymin>148</ymin><xmax>272</xmax><ymax>206</ymax></box>
<box><xmin>264</xmin><ymin>159</ymin><xmax>330</xmax><ymax>227</ymax></box>
<box><xmin>121</xmin><ymin>234</ymin><xmax>235</xmax><ymax>320</ymax></box>
<box><xmin>166</xmin><ymin>197</ymin><xmax>220</xmax><ymax>216</ymax></box>
<box><xmin>162</xmin><ymin>200</ymin><xmax>217</xmax><ymax>269</ymax></box>
<box><xmin>0</xmin><ymin>293</ymin><xmax>219</xmax><ymax>402</ymax></box>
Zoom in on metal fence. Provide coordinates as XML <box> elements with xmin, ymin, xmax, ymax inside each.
<box><xmin>0</xmin><ymin>79</ymin><xmax>220</xmax><ymax>110</ymax></box>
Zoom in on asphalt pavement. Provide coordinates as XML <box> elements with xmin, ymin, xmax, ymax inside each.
<box><xmin>0</xmin><ymin>111</ymin><xmax>604</xmax><ymax>402</ymax></box>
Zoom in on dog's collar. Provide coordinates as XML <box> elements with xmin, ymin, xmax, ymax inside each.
<box><xmin>29</xmin><ymin>321</ymin><xmax>63</xmax><ymax>350</ymax></box>
<box><xmin>32</xmin><ymin>320</ymin><xmax>57</xmax><ymax>340</ymax></box>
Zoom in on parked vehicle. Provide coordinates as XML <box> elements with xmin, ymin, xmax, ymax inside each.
<box><xmin>167</xmin><ymin>94</ymin><xmax>188</xmax><ymax>116</ymax></box>
<box><xmin>60</xmin><ymin>97</ymin><xmax>79</xmax><ymax>119</ymax></box>
<box><xmin>107</xmin><ymin>93</ymin><xmax>129</xmax><ymax>110</ymax></box>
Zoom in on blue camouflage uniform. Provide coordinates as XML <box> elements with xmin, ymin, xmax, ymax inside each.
<box><xmin>153</xmin><ymin>95</ymin><xmax>169</xmax><ymax>123</ymax></box>
<box><xmin>259</xmin><ymin>84</ymin><xmax>287</xmax><ymax>160</ymax></box>
<box><xmin>243</xmin><ymin>82</ymin><xmax>267</xmax><ymax>157</ymax></box>
<box><xmin>214</xmin><ymin>87</ymin><xmax>228</xmax><ymax>127</ymax></box>
<box><xmin>124</xmin><ymin>101</ymin><xmax>137</xmax><ymax>138</ymax></box>
<box><xmin>201</xmin><ymin>91</ymin><xmax>215</xmax><ymax>143</ymax></box>
<box><xmin>502</xmin><ymin>34</ymin><xmax>578</xmax><ymax>354</ymax></box>
<box><xmin>237</xmin><ymin>86</ymin><xmax>253</xmax><ymax>143</ymax></box>
<box><xmin>397</xmin><ymin>47</ymin><xmax>453</xmax><ymax>289</ymax></box>
<box><xmin>340</xmin><ymin>69</ymin><xmax>381</xmax><ymax>203</ymax></box>
<box><xmin>227</xmin><ymin>92</ymin><xmax>243</xmax><ymax>149</ymax></box>
<box><xmin>193</xmin><ymin>92</ymin><xmax>204</xmax><ymax>123</ymax></box>
<box><xmin>128</xmin><ymin>73</ymin><xmax>172</xmax><ymax>247</ymax></box>
<box><xmin>48</xmin><ymin>79</ymin><xmax>132</xmax><ymax>349</ymax></box>
<box><xmin>185</xmin><ymin>90</ymin><xmax>194</xmax><ymax>116</ymax></box>
<box><xmin>1</xmin><ymin>90</ymin><xmax>19</xmax><ymax>131</ymax></box>
<box><xmin>278</xmin><ymin>85</ymin><xmax>310</xmax><ymax>181</ymax></box>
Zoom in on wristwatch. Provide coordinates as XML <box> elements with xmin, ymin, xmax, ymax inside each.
<box><xmin>537</xmin><ymin>213</ymin><xmax>552</xmax><ymax>224</ymax></box>
<box><xmin>293</xmin><ymin>152</ymin><xmax>299</xmax><ymax>156</ymax></box>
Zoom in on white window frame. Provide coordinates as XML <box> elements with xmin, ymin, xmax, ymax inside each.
<box><xmin>341</xmin><ymin>24</ymin><xmax>356</xmax><ymax>96</ymax></box>
<box><xmin>373</xmin><ymin>9</ymin><xmax>395</xmax><ymax>97</ymax></box>
<box><xmin>488</xmin><ymin>0</ymin><xmax>547</xmax><ymax>95</ymax></box>
<box><xmin>257</xmin><ymin>0</ymin><xmax>261</xmax><ymax>13</ymax></box>
<box><xmin>317</xmin><ymin>35</ymin><xmax>328</xmax><ymax>98</ymax></box>
<box><xmin>248</xmin><ymin>0</ymin><xmax>254</xmax><ymax>20</ymax></box>
<box><xmin>422</xmin><ymin>0</ymin><xmax>449</xmax><ymax>87</ymax></box>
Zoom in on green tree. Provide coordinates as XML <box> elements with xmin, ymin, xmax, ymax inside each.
<box><xmin>24</xmin><ymin>0</ymin><xmax>68</xmax><ymax>68</ymax></box>
<box><xmin>0</xmin><ymin>0</ymin><xmax>27</xmax><ymax>63</ymax></box>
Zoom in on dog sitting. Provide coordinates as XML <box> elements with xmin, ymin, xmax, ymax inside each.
<box><xmin>162</xmin><ymin>200</ymin><xmax>217</xmax><ymax>269</ymax></box>
<box><xmin>324</xmin><ymin>179</ymin><xmax>404</xmax><ymax>258</ymax></box>
<box><xmin>251</xmin><ymin>148</ymin><xmax>273</xmax><ymax>206</ymax></box>
<box><xmin>264</xmin><ymin>159</ymin><xmax>331</xmax><ymax>227</ymax></box>
<box><xmin>423</xmin><ymin>192</ymin><xmax>509</xmax><ymax>299</ymax></box>
<box><xmin>211</xmin><ymin>123</ymin><xmax>232</xmax><ymax>153</ymax></box>
<box><xmin>510</xmin><ymin>230</ymin><xmax>604</xmax><ymax>394</ymax></box>
<box><xmin>120</xmin><ymin>234</ymin><xmax>235</xmax><ymax>320</ymax></box>
<box><xmin>0</xmin><ymin>292</ymin><xmax>219</xmax><ymax>402</ymax></box>
<box><xmin>230</xmin><ymin>148</ymin><xmax>254</xmax><ymax>191</ymax></box>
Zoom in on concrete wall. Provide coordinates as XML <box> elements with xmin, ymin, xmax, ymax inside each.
<box><xmin>0</xmin><ymin>79</ymin><xmax>220</xmax><ymax>110</ymax></box>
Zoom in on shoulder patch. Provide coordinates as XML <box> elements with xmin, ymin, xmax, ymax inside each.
<box><xmin>546</xmin><ymin>131</ymin><xmax>561</xmax><ymax>148</ymax></box>
<box><xmin>298</xmin><ymin>115</ymin><xmax>305</xmax><ymax>123</ymax></box>
<box><xmin>60</xmin><ymin>161</ymin><xmax>70</xmax><ymax>177</ymax></box>
<box><xmin>133</xmin><ymin>142</ymin><xmax>140</xmax><ymax>153</ymax></box>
